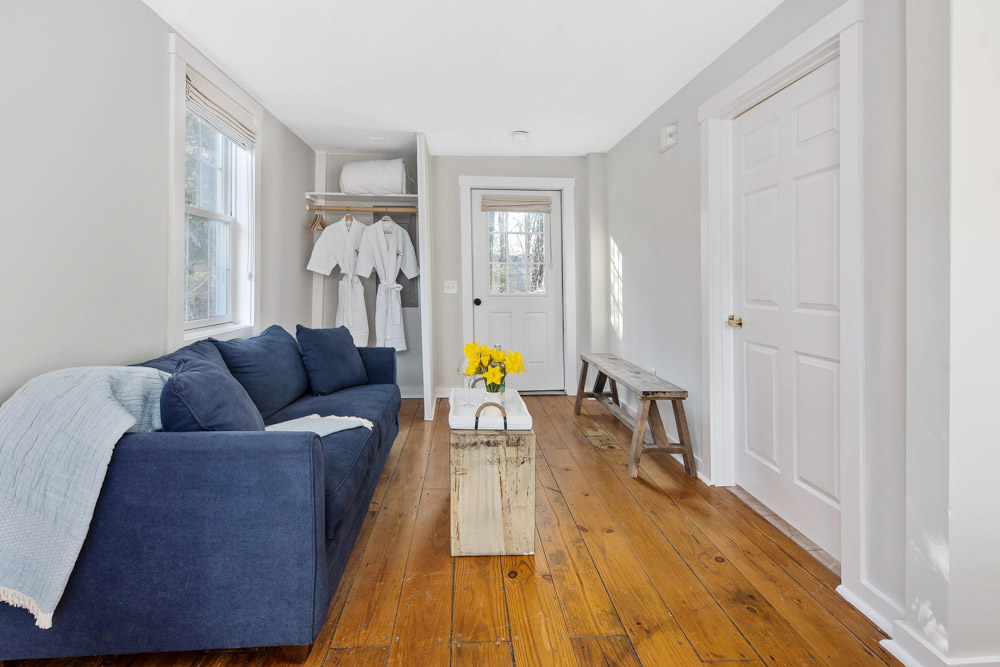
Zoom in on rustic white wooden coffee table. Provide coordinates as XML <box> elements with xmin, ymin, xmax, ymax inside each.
<box><xmin>448</xmin><ymin>388</ymin><xmax>535</xmax><ymax>556</ymax></box>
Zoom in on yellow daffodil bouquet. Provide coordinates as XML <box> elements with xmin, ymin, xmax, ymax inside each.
<box><xmin>463</xmin><ymin>341</ymin><xmax>525</xmax><ymax>393</ymax></box>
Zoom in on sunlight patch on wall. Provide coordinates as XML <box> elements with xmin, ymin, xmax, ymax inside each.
<box><xmin>610</xmin><ymin>236</ymin><xmax>624</xmax><ymax>342</ymax></box>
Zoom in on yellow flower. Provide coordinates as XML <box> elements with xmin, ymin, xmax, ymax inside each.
<box><xmin>465</xmin><ymin>361</ymin><xmax>478</xmax><ymax>376</ymax></box>
<box><xmin>480</xmin><ymin>353</ymin><xmax>491</xmax><ymax>367</ymax></box>
<box><xmin>483</xmin><ymin>364</ymin><xmax>504</xmax><ymax>386</ymax></box>
<box><xmin>504</xmin><ymin>350</ymin><xmax>525</xmax><ymax>374</ymax></box>
<box><xmin>464</xmin><ymin>341</ymin><xmax>480</xmax><ymax>359</ymax></box>
<box><xmin>490</xmin><ymin>348</ymin><xmax>505</xmax><ymax>363</ymax></box>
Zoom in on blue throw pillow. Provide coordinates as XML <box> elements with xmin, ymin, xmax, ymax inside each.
<box><xmin>296</xmin><ymin>325</ymin><xmax>369</xmax><ymax>395</ymax></box>
<box><xmin>211</xmin><ymin>325</ymin><xmax>310</xmax><ymax>419</ymax></box>
<box><xmin>160</xmin><ymin>359</ymin><xmax>265</xmax><ymax>432</ymax></box>
<box><xmin>137</xmin><ymin>339</ymin><xmax>228</xmax><ymax>374</ymax></box>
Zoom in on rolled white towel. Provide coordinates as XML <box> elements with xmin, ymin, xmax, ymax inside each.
<box><xmin>340</xmin><ymin>158</ymin><xmax>407</xmax><ymax>195</ymax></box>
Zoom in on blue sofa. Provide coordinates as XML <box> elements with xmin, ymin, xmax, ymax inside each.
<box><xmin>0</xmin><ymin>331</ymin><xmax>401</xmax><ymax>661</ymax></box>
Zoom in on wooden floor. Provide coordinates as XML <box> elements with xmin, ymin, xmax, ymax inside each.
<box><xmin>19</xmin><ymin>396</ymin><xmax>899</xmax><ymax>667</ymax></box>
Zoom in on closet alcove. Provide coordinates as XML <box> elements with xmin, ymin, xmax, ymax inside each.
<box><xmin>307</xmin><ymin>134</ymin><xmax>435</xmax><ymax>420</ymax></box>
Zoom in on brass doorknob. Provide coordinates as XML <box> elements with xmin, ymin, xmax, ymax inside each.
<box><xmin>727</xmin><ymin>315</ymin><xmax>743</xmax><ymax>329</ymax></box>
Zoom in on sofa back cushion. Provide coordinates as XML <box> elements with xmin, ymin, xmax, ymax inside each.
<box><xmin>138</xmin><ymin>339</ymin><xmax>228</xmax><ymax>374</ymax></box>
<box><xmin>160</xmin><ymin>359</ymin><xmax>266</xmax><ymax>432</ymax></box>
<box><xmin>296</xmin><ymin>325</ymin><xmax>369</xmax><ymax>395</ymax></box>
<box><xmin>211</xmin><ymin>325</ymin><xmax>310</xmax><ymax>419</ymax></box>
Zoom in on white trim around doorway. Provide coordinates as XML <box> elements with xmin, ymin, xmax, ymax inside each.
<box><xmin>696</xmin><ymin>0</ymin><xmax>881</xmax><ymax>634</ymax></box>
<box><xmin>459</xmin><ymin>176</ymin><xmax>578</xmax><ymax>395</ymax></box>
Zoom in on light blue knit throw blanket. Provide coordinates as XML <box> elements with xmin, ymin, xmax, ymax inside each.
<box><xmin>0</xmin><ymin>366</ymin><xmax>169</xmax><ymax>628</ymax></box>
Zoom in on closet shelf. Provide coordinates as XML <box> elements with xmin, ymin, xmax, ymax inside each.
<box><xmin>305</xmin><ymin>192</ymin><xmax>418</xmax><ymax>204</ymax></box>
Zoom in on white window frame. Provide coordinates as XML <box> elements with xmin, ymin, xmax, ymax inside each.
<box><xmin>168</xmin><ymin>33</ymin><xmax>262</xmax><ymax>349</ymax></box>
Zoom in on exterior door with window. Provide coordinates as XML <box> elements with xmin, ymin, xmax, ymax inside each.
<box><xmin>732</xmin><ymin>59</ymin><xmax>841</xmax><ymax>557</ymax></box>
<box><xmin>471</xmin><ymin>190</ymin><xmax>564</xmax><ymax>391</ymax></box>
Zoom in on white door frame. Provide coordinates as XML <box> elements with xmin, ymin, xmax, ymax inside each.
<box><xmin>459</xmin><ymin>176</ymin><xmax>577</xmax><ymax>394</ymax></box>
<box><xmin>698</xmin><ymin>0</ymin><xmax>873</xmax><ymax>624</ymax></box>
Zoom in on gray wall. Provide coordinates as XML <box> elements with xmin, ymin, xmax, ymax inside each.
<box><xmin>602</xmin><ymin>0</ymin><xmax>906</xmax><ymax>615</ymax></box>
<box><xmin>0</xmin><ymin>0</ymin><xmax>316</xmax><ymax>402</ymax></box>
<box><xmin>429</xmin><ymin>156</ymin><xmax>590</xmax><ymax>394</ymax></box>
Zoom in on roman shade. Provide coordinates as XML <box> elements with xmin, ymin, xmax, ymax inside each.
<box><xmin>480</xmin><ymin>193</ymin><xmax>552</xmax><ymax>213</ymax></box>
<box><xmin>186</xmin><ymin>69</ymin><xmax>258</xmax><ymax>150</ymax></box>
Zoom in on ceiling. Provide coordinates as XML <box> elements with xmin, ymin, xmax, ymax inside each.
<box><xmin>142</xmin><ymin>0</ymin><xmax>784</xmax><ymax>156</ymax></box>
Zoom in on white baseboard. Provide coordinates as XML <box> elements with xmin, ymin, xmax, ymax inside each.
<box><xmin>836</xmin><ymin>583</ymin><xmax>900</xmax><ymax>636</ymax></box>
<box><xmin>399</xmin><ymin>386</ymin><xmax>423</xmax><ymax>399</ymax></box>
<box><xmin>883</xmin><ymin>621</ymin><xmax>1000</xmax><ymax>667</ymax></box>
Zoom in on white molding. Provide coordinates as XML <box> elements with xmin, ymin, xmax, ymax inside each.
<box><xmin>697</xmin><ymin>0</ymin><xmax>863</xmax><ymax>121</ymax></box>
<box><xmin>697</xmin><ymin>0</ymin><xmax>867</xmax><ymax>629</ymax></box>
<box><xmin>881</xmin><ymin>621</ymin><xmax>1000</xmax><ymax>667</ymax></box>
<box><xmin>399</xmin><ymin>386</ymin><xmax>424</xmax><ymax>399</ymax></box>
<box><xmin>311</xmin><ymin>151</ymin><xmax>328</xmax><ymax>328</ymax></box>
<box><xmin>836</xmin><ymin>582</ymin><xmax>903</xmax><ymax>637</ymax></box>
<box><xmin>168</xmin><ymin>34</ymin><xmax>263</xmax><ymax>121</ymax></box>
<box><xmin>458</xmin><ymin>175</ymin><xmax>579</xmax><ymax>395</ymax></box>
<box><xmin>416</xmin><ymin>134</ymin><xmax>436</xmax><ymax>420</ymax></box>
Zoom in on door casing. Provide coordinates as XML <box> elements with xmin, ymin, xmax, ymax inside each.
<box><xmin>459</xmin><ymin>176</ymin><xmax>577</xmax><ymax>394</ymax></box>
<box><xmin>697</xmin><ymin>0</ymin><xmax>884</xmax><ymax>632</ymax></box>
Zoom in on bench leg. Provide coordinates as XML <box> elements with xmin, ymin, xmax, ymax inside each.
<box><xmin>280</xmin><ymin>644</ymin><xmax>313</xmax><ymax>663</ymax></box>
<box><xmin>609</xmin><ymin>379</ymin><xmax>620</xmax><ymax>406</ymax></box>
<box><xmin>573</xmin><ymin>359</ymin><xmax>590</xmax><ymax>414</ymax></box>
<box><xmin>672</xmin><ymin>399</ymin><xmax>696</xmax><ymax>478</ymax></box>
<box><xmin>592</xmin><ymin>372</ymin><xmax>608</xmax><ymax>395</ymax></box>
<box><xmin>626</xmin><ymin>399</ymin><xmax>652</xmax><ymax>477</ymax></box>
<box><xmin>647</xmin><ymin>401</ymin><xmax>670</xmax><ymax>447</ymax></box>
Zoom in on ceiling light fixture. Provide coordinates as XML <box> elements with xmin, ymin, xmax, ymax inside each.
<box><xmin>511</xmin><ymin>130</ymin><xmax>529</xmax><ymax>142</ymax></box>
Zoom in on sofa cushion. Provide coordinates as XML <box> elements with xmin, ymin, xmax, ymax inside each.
<box><xmin>160</xmin><ymin>359</ymin><xmax>266</xmax><ymax>432</ymax></box>
<box><xmin>138</xmin><ymin>340</ymin><xmax>228</xmax><ymax>374</ymax></box>
<box><xmin>266</xmin><ymin>384</ymin><xmax>401</xmax><ymax>542</ymax></box>
<box><xmin>211</xmin><ymin>325</ymin><xmax>310</xmax><ymax>420</ymax></box>
<box><xmin>296</xmin><ymin>325</ymin><xmax>368</xmax><ymax>395</ymax></box>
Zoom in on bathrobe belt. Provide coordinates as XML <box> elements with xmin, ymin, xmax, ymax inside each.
<box><xmin>380</xmin><ymin>282</ymin><xmax>403</xmax><ymax>325</ymax></box>
<box><xmin>340</xmin><ymin>273</ymin><xmax>362</xmax><ymax>327</ymax></box>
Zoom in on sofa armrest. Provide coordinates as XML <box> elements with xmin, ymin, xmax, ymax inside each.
<box><xmin>359</xmin><ymin>346</ymin><xmax>397</xmax><ymax>385</ymax></box>
<box><xmin>0</xmin><ymin>430</ymin><xmax>329</xmax><ymax>656</ymax></box>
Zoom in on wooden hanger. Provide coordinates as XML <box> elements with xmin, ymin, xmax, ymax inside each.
<box><xmin>381</xmin><ymin>215</ymin><xmax>394</xmax><ymax>235</ymax></box>
<box><xmin>308</xmin><ymin>213</ymin><xmax>326</xmax><ymax>232</ymax></box>
<box><xmin>344</xmin><ymin>212</ymin><xmax>353</xmax><ymax>230</ymax></box>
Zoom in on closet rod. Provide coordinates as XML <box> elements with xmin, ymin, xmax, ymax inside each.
<box><xmin>307</xmin><ymin>205</ymin><xmax>419</xmax><ymax>213</ymax></box>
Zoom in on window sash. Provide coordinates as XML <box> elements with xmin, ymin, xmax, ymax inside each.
<box><xmin>184</xmin><ymin>205</ymin><xmax>235</xmax><ymax>330</ymax></box>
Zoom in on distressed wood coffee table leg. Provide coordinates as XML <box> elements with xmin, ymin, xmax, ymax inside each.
<box><xmin>672</xmin><ymin>398</ymin><xmax>696</xmax><ymax>477</ymax></box>
<box><xmin>626</xmin><ymin>399</ymin><xmax>652</xmax><ymax>477</ymax></box>
<box><xmin>573</xmin><ymin>358</ymin><xmax>590</xmax><ymax>414</ymax></box>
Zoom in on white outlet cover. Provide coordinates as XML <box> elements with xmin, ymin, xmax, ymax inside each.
<box><xmin>659</xmin><ymin>123</ymin><xmax>678</xmax><ymax>152</ymax></box>
<box><xmin>443</xmin><ymin>280</ymin><xmax>458</xmax><ymax>294</ymax></box>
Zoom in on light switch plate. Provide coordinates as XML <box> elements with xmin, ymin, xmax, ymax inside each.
<box><xmin>443</xmin><ymin>280</ymin><xmax>458</xmax><ymax>294</ymax></box>
<box><xmin>659</xmin><ymin>123</ymin><xmax>678</xmax><ymax>152</ymax></box>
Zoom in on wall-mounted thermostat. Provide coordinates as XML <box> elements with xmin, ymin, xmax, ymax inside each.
<box><xmin>659</xmin><ymin>123</ymin><xmax>678</xmax><ymax>152</ymax></box>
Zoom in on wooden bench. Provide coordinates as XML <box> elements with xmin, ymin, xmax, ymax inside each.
<box><xmin>573</xmin><ymin>352</ymin><xmax>696</xmax><ymax>478</ymax></box>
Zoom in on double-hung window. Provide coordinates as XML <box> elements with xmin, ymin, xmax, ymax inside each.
<box><xmin>171</xmin><ymin>54</ymin><xmax>260</xmax><ymax>340</ymax></box>
<box><xmin>184</xmin><ymin>112</ymin><xmax>237</xmax><ymax>328</ymax></box>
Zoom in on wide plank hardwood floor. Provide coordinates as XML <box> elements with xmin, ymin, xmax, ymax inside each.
<box><xmin>17</xmin><ymin>396</ymin><xmax>899</xmax><ymax>667</ymax></box>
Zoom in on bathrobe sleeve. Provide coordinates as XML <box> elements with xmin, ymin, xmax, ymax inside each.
<box><xmin>400</xmin><ymin>232</ymin><xmax>420</xmax><ymax>279</ymax></box>
<box><xmin>354</xmin><ymin>227</ymin><xmax>376</xmax><ymax>279</ymax></box>
<box><xmin>306</xmin><ymin>227</ymin><xmax>339</xmax><ymax>275</ymax></box>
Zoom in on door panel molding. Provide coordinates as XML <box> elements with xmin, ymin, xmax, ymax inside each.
<box><xmin>459</xmin><ymin>176</ymin><xmax>577</xmax><ymax>394</ymax></box>
<box><xmin>697</xmin><ymin>0</ymin><xmax>866</xmax><ymax>609</ymax></box>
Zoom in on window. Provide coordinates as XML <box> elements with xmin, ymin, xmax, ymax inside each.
<box><xmin>184</xmin><ymin>111</ymin><xmax>239</xmax><ymax>328</ymax></box>
<box><xmin>488</xmin><ymin>210</ymin><xmax>547</xmax><ymax>295</ymax></box>
<box><xmin>169</xmin><ymin>42</ymin><xmax>261</xmax><ymax>344</ymax></box>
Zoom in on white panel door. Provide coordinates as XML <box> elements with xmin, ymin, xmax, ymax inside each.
<box><xmin>472</xmin><ymin>190</ymin><xmax>564</xmax><ymax>391</ymax></box>
<box><xmin>732</xmin><ymin>59</ymin><xmax>842</xmax><ymax>558</ymax></box>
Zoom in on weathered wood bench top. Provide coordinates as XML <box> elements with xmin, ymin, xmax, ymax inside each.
<box><xmin>580</xmin><ymin>352</ymin><xmax>687</xmax><ymax>399</ymax></box>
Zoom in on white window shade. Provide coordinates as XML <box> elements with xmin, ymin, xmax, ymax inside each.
<box><xmin>186</xmin><ymin>69</ymin><xmax>258</xmax><ymax>150</ymax></box>
<box><xmin>480</xmin><ymin>193</ymin><xmax>552</xmax><ymax>213</ymax></box>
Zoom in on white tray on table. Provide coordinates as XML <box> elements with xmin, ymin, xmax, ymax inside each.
<box><xmin>448</xmin><ymin>387</ymin><xmax>533</xmax><ymax>431</ymax></box>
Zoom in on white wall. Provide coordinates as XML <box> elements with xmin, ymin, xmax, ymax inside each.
<box><xmin>0</xmin><ymin>0</ymin><xmax>315</xmax><ymax>402</ymax></box>
<box><xmin>429</xmin><ymin>156</ymin><xmax>590</xmax><ymax>395</ymax></box>
<box><xmin>602</xmin><ymin>0</ymin><xmax>906</xmax><ymax>620</ymax></box>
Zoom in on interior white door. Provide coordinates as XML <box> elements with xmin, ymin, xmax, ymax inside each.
<box><xmin>471</xmin><ymin>189</ymin><xmax>564</xmax><ymax>391</ymax></box>
<box><xmin>732</xmin><ymin>59</ymin><xmax>842</xmax><ymax>558</ymax></box>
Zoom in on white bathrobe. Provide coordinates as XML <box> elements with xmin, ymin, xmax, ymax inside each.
<box><xmin>306</xmin><ymin>217</ymin><xmax>370</xmax><ymax>346</ymax></box>
<box><xmin>355</xmin><ymin>221</ymin><xmax>419</xmax><ymax>350</ymax></box>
